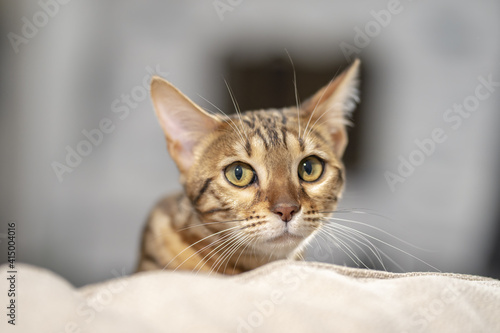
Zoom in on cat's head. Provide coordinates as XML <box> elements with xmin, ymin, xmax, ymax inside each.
<box><xmin>151</xmin><ymin>60</ymin><xmax>360</xmax><ymax>259</ymax></box>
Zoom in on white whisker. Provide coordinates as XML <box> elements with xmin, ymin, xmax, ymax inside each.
<box><xmin>330</xmin><ymin>227</ymin><xmax>379</xmax><ymax>269</ymax></box>
<box><xmin>285</xmin><ymin>49</ymin><xmax>301</xmax><ymax>139</ymax></box>
<box><xmin>221</xmin><ymin>235</ymin><xmax>252</xmax><ymax>274</ymax></box>
<box><xmin>317</xmin><ymin>228</ymin><xmax>367</xmax><ymax>268</ymax></box>
<box><xmin>322</xmin><ymin>215</ymin><xmax>431</xmax><ymax>252</ymax></box>
<box><xmin>322</xmin><ymin>222</ymin><xmax>386</xmax><ymax>271</ymax></box>
<box><xmin>194</xmin><ymin>231</ymin><xmax>243</xmax><ymax>274</ymax></box>
<box><xmin>163</xmin><ymin>225</ymin><xmax>241</xmax><ymax>272</ymax></box>
<box><xmin>197</xmin><ymin>94</ymin><xmax>247</xmax><ymax>147</ymax></box>
<box><xmin>176</xmin><ymin>230</ymin><xmax>241</xmax><ymax>273</ymax></box>
<box><xmin>320</xmin><ymin>220</ymin><xmax>440</xmax><ymax>272</ymax></box>
<box><xmin>223</xmin><ymin>79</ymin><xmax>249</xmax><ymax>142</ymax></box>
<box><xmin>232</xmin><ymin>236</ymin><xmax>254</xmax><ymax>273</ymax></box>
<box><xmin>209</xmin><ymin>234</ymin><xmax>249</xmax><ymax>275</ymax></box>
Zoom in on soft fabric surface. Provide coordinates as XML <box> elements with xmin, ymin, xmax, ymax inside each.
<box><xmin>1</xmin><ymin>261</ymin><xmax>499</xmax><ymax>332</ymax></box>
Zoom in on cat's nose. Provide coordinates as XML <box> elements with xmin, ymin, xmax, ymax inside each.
<box><xmin>272</xmin><ymin>204</ymin><xmax>300</xmax><ymax>223</ymax></box>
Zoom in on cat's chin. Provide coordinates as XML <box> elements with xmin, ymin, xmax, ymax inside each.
<box><xmin>252</xmin><ymin>231</ymin><xmax>306</xmax><ymax>258</ymax></box>
<box><xmin>267</xmin><ymin>231</ymin><xmax>304</xmax><ymax>243</ymax></box>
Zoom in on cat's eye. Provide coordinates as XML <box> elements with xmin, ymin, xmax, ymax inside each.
<box><xmin>225</xmin><ymin>162</ymin><xmax>255</xmax><ymax>187</ymax></box>
<box><xmin>298</xmin><ymin>156</ymin><xmax>324</xmax><ymax>182</ymax></box>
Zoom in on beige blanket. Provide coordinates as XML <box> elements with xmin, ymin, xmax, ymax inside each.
<box><xmin>1</xmin><ymin>261</ymin><xmax>499</xmax><ymax>332</ymax></box>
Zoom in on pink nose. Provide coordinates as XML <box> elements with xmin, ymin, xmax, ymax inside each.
<box><xmin>272</xmin><ymin>204</ymin><xmax>300</xmax><ymax>223</ymax></box>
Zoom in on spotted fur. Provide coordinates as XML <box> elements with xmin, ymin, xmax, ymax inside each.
<box><xmin>137</xmin><ymin>60</ymin><xmax>360</xmax><ymax>274</ymax></box>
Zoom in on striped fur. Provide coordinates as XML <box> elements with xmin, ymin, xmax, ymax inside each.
<box><xmin>137</xmin><ymin>60</ymin><xmax>360</xmax><ymax>274</ymax></box>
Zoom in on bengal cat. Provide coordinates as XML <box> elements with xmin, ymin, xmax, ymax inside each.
<box><xmin>137</xmin><ymin>59</ymin><xmax>360</xmax><ymax>274</ymax></box>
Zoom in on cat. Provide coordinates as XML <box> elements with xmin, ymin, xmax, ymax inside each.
<box><xmin>137</xmin><ymin>59</ymin><xmax>360</xmax><ymax>274</ymax></box>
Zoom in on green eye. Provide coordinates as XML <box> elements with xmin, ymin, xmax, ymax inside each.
<box><xmin>298</xmin><ymin>156</ymin><xmax>323</xmax><ymax>182</ymax></box>
<box><xmin>225</xmin><ymin>162</ymin><xmax>255</xmax><ymax>187</ymax></box>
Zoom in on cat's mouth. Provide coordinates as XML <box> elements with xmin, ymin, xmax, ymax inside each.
<box><xmin>267</xmin><ymin>231</ymin><xmax>303</xmax><ymax>243</ymax></box>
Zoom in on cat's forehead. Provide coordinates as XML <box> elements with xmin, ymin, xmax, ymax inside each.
<box><xmin>238</xmin><ymin>109</ymin><xmax>294</xmax><ymax>149</ymax></box>
<box><xmin>223</xmin><ymin>108</ymin><xmax>333</xmax><ymax>162</ymax></box>
<box><xmin>237</xmin><ymin>109</ymin><xmax>292</xmax><ymax>132</ymax></box>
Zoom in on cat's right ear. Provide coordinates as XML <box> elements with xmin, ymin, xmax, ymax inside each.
<box><xmin>301</xmin><ymin>59</ymin><xmax>361</xmax><ymax>159</ymax></box>
<box><xmin>150</xmin><ymin>76</ymin><xmax>221</xmax><ymax>173</ymax></box>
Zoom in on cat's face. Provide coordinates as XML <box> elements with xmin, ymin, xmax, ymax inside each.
<box><xmin>183</xmin><ymin>109</ymin><xmax>345</xmax><ymax>257</ymax></box>
<box><xmin>151</xmin><ymin>60</ymin><xmax>360</xmax><ymax>259</ymax></box>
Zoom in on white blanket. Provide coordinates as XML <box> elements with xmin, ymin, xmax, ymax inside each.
<box><xmin>1</xmin><ymin>261</ymin><xmax>499</xmax><ymax>332</ymax></box>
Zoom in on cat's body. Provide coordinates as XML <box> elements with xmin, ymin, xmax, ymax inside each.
<box><xmin>137</xmin><ymin>60</ymin><xmax>360</xmax><ymax>274</ymax></box>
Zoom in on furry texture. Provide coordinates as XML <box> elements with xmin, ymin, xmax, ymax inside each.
<box><xmin>137</xmin><ymin>59</ymin><xmax>360</xmax><ymax>274</ymax></box>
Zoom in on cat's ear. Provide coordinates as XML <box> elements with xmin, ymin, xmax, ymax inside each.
<box><xmin>301</xmin><ymin>59</ymin><xmax>361</xmax><ymax>158</ymax></box>
<box><xmin>151</xmin><ymin>76</ymin><xmax>221</xmax><ymax>173</ymax></box>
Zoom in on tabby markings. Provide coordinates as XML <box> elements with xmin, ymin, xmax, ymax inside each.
<box><xmin>193</xmin><ymin>178</ymin><xmax>212</xmax><ymax>205</ymax></box>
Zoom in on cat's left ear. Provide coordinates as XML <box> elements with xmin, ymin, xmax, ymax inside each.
<box><xmin>151</xmin><ymin>76</ymin><xmax>222</xmax><ymax>173</ymax></box>
<box><xmin>301</xmin><ymin>59</ymin><xmax>361</xmax><ymax>158</ymax></box>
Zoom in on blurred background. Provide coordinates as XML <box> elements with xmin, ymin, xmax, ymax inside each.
<box><xmin>1</xmin><ymin>0</ymin><xmax>499</xmax><ymax>287</ymax></box>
